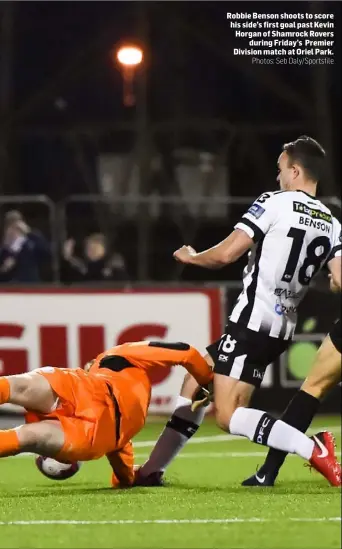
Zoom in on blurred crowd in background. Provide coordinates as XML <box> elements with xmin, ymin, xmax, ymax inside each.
<box><xmin>0</xmin><ymin>209</ymin><xmax>128</xmax><ymax>284</ymax></box>
<box><xmin>0</xmin><ymin>210</ymin><xmax>50</xmax><ymax>283</ymax></box>
<box><xmin>1</xmin><ymin>201</ymin><xmax>338</xmax><ymax>287</ymax></box>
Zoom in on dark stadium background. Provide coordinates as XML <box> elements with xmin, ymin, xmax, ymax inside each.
<box><xmin>0</xmin><ymin>1</ymin><xmax>340</xmax><ymax>416</ymax></box>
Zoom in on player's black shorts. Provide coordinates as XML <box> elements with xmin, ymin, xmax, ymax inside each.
<box><xmin>206</xmin><ymin>321</ymin><xmax>291</xmax><ymax>388</ymax></box>
<box><xmin>329</xmin><ymin>318</ymin><xmax>341</xmax><ymax>353</ymax></box>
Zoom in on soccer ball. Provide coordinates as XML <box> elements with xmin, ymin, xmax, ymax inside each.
<box><xmin>35</xmin><ymin>456</ymin><xmax>81</xmax><ymax>480</ymax></box>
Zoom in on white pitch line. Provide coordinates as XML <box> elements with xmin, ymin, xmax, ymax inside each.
<box><xmin>133</xmin><ymin>425</ymin><xmax>340</xmax><ymax>448</ymax></box>
<box><xmin>0</xmin><ymin>518</ymin><xmax>340</xmax><ymax>526</ymax></box>
<box><xmin>134</xmin><ymin>451</ymin><xmax>342</xmax><ymax>459</ymax></box>
<box><xmin>9</xmin><ymin>426</ymin><xmax>341</xmax><ymax>458</ymax></box>
<box><xmin>12</xmin><ymin>450</ymin><xmax>342</xmax><ymax>460</ymax></box>
<box><xmin>134</xmin><ymin>435</ymin><xmax>240</xmax><ymax>447</ymax></box>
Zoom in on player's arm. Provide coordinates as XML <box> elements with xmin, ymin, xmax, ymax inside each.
<box><xmin>180</xmin><ymin>347</ymin><xmax>214</xmax><ymax>410</ymax></box>
<box><xmin>173</xmin><ymin>192</ymin><xmax>277</xmax><ymax>268</ymax></box>
<box><xmin>181</xmin><ymin>346</ymin><xmax>214</xmax><ymax>387</ymax></box>
<box><xmin>327</xmin><ymin>257</ymin><xmax>341</xmax><ymax>292</ymax></box>
<box><xmin>107</xmin><ymin>441</ymin><xmax>134</xmax><ymax>488</ymax></box>
<box><xmin>326</xmin><ymin>220</ymin><xmax>342</xmax><ymax>291</ymax></box>
<box><xmin>174</xmin><ymin>230</ymin><xmax>253</xmax><ymax>269</ymax></box>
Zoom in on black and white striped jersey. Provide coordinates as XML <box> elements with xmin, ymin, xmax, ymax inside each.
<box><xmin>230</xmin><ymin>190</ymin><xmax>342</xmax><ymax>340</ymax></box>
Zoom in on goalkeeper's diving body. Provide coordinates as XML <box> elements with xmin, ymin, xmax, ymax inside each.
<box><xmin>0</xmin><ymin>340</ymin><xmax>213</xmax><ymax>487</ymax></box>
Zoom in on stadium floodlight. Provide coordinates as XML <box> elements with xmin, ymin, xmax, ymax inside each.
<box><xmin>115</xmin><ymin>45</ymin><xmax>144</xmax><ymax>106</ymax></box>
<box><xmin>117</xmin><ymin>46</ymin><xmax>143</xmax><ymax>67</ymax></box>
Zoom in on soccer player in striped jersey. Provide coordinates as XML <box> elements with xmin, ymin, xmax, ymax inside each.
<box><xmin>135</xmin><ymin>135</ymin><xmax>341</xmax><ymax>487</ymax></box>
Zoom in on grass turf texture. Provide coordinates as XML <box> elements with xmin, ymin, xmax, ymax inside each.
<box><xmin>0</xmin><ymin>416</ymin><xmax>340</xmax><ymax>549</ymax></box>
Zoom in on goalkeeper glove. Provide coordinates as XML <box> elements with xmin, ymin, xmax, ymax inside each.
<box><xmin>191</xmin><ymin>381</ymin><xmax>214</xmax><ymax>412</ymax></box>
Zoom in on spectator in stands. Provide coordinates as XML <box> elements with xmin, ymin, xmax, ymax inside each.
<box><xmin>0</xmin><ymin>210</ymin><xmax>51</xmax><ymax>283</ymax></box>
<box><xmin>61</xmin><ymin>232</ymin><xmax>128</xmax><ymax>283</ymax></box>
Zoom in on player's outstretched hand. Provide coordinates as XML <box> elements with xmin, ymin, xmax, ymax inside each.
<box><xmin>111</xmin><ymin>471</ymin><xmax>134</xmax><ymax>489</ymax></box>
<box><xmin>173</xmin><ymin>245</ymin><xmax>197</xmax><ymax>264</ymax></box>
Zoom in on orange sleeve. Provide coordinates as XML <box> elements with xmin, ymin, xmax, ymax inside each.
<box><xmin>107</xmin><ymin>441</ymin><xmax>134</xmax><ymax>488</ymax></box>
<box><xmin>115</xmin><ymin>342</ymin><xmax>213</xmax><ymax>386</ymax></box>
<box><xmin>181</xmin><ymin>346</ymin><xmax>213</xmax><ymax>387</ymax></box>
<box><xmin>89</xmin><ymin>342</ymin><xmax>213</xmax><ymax>387</ymax></box>
<box><xmin>85</xmin><ymin>346</ymin><xmax>121</xmax><ymax>373</ymax></box>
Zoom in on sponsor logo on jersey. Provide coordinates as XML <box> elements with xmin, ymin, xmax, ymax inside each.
<box><xmin>275</xmin><ymin>303</ymin><xmax>297</xmax><ymax>316</ymax></box>
<box><xmin>248</xmin><ymin>203</ymin><xmax>265</xmax><ymax>219</ymax></box>
<box><xmin>218</xmin><ymin>354</ymin><xmax>229</xmax><ymax>362</ymax></box>
<box><xmin>293</xmin><ymin>201</ymin><xmax>332</xmax><ymax>223</ymax></box>
<box><xmin>274</xmin><ymin>288</ymin><xmax>300</xmax><ymax>300</ymax></box>
<box><xmin>253</xmin><ymin>368</ymin><xmax>264</xmax><ymax>381</ymax></box>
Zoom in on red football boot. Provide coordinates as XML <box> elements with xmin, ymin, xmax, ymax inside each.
<box><xmin>309</xmin><ymin>431</ymin><xmax>341</xmax><ymax>487</ymax></box>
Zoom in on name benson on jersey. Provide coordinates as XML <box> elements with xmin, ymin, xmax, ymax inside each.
<box><xmin>293</xmin><ymin>201</ymin><xmax>332</xmax><ymax>232</ymax></box>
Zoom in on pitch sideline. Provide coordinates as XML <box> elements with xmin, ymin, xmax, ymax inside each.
<box><xmin>134</xmin><ymin>450</ymin><xmax>342</xmax><ymax>459</ymax></box>
<box><xmin>0</xmin><ymin>517</ymin><xmax>340</xmax><ymax>526</ymax></box>
<box><xmin>133</xmin><ymin>425</ymin><xmax>341</xmax><ymax>448</ymax></box>
<box><xmin>10</xmin><ymin>425</ymin><xmax>341</xmax><ymax>458</ymax></box>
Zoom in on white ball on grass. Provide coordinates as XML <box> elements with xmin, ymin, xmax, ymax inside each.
<box><xmin>35</xmin><ymin>456</ymin><xmax>81</xmax><ymax>480</ymax></box>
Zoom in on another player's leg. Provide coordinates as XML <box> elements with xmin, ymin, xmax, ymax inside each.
<box><xmin>209</xmin><ymin>326</ymin><xmax>341</xmax><ymax>486</ymax></box>
<box><xmin>228</xmin><ymin>403</ymin><xmax>341</xmax><ymax>486</ymax></box>
<box><xmin>242</xmin><ymin>324</ymin><xmax>342</xmax><ymax>486</ymax></box>
<box><xmin>212</xmin><ymin>371</ymin><xmax>340</xmax><ymax>486</ymax></box>
<box><xmin>241</xmin><ymin>390</ymin><xmax>320</xmax><ymax>486</ymax></box>
<box><xmin>136</xmin><ymin>325</ymin><xmax>267</xmax><ymax>486</ymax></box>
<box><xmin>0</xmin><ymin>420</ymin><xmax>64</xmax><ymax>458</ymax></box>
<box><xmin>135</xmin><ymin>366</ymin><xmax>210</xmax><ymax>485</ymax></box>
<box><xmin>132</xmin><ymin>342</ymin><xmax>214</xmax><ymax>486</ymax></box>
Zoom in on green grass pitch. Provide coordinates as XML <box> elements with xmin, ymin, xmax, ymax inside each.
<box><xmin>0</xmin><ymin>416</ymin><xmax>340</xmax><ymax>548</ymax></box>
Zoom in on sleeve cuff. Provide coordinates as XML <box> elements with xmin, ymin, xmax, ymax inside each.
<box><xmin>235</xmin><ymin>218</ymin><xmax>264</xmax><ymax>243</ymax></box>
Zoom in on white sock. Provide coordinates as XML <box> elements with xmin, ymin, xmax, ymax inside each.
<box><xmin>229</xmin><ymin>407</ymin><xmax>265</xmax><ymax>439</ymax></box>
<box><xmin>139</xmin><ymin>396</ymin><xmax>206</xmax><ymax>476</ymax></box>
<box><xmin>267</xmin><ymin>419</ymin><xmax>314</xmax><ymax>460</ymax></box>
<box><xmin>229</xmin><ymin>407</ymin><xmax>315</xmax><ymax>461</ymax></box>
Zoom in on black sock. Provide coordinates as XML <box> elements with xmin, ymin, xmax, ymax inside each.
<box><xmin>258</xmin><ymin>390</ymin><xmax>320</xmax><ymax>476</ymax></box>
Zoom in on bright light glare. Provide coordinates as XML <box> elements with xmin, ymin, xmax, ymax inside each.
<box><xmin>117</xmin><ymin>46</ymin><xmax>143</xmax><ymax>66</ymax></box>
